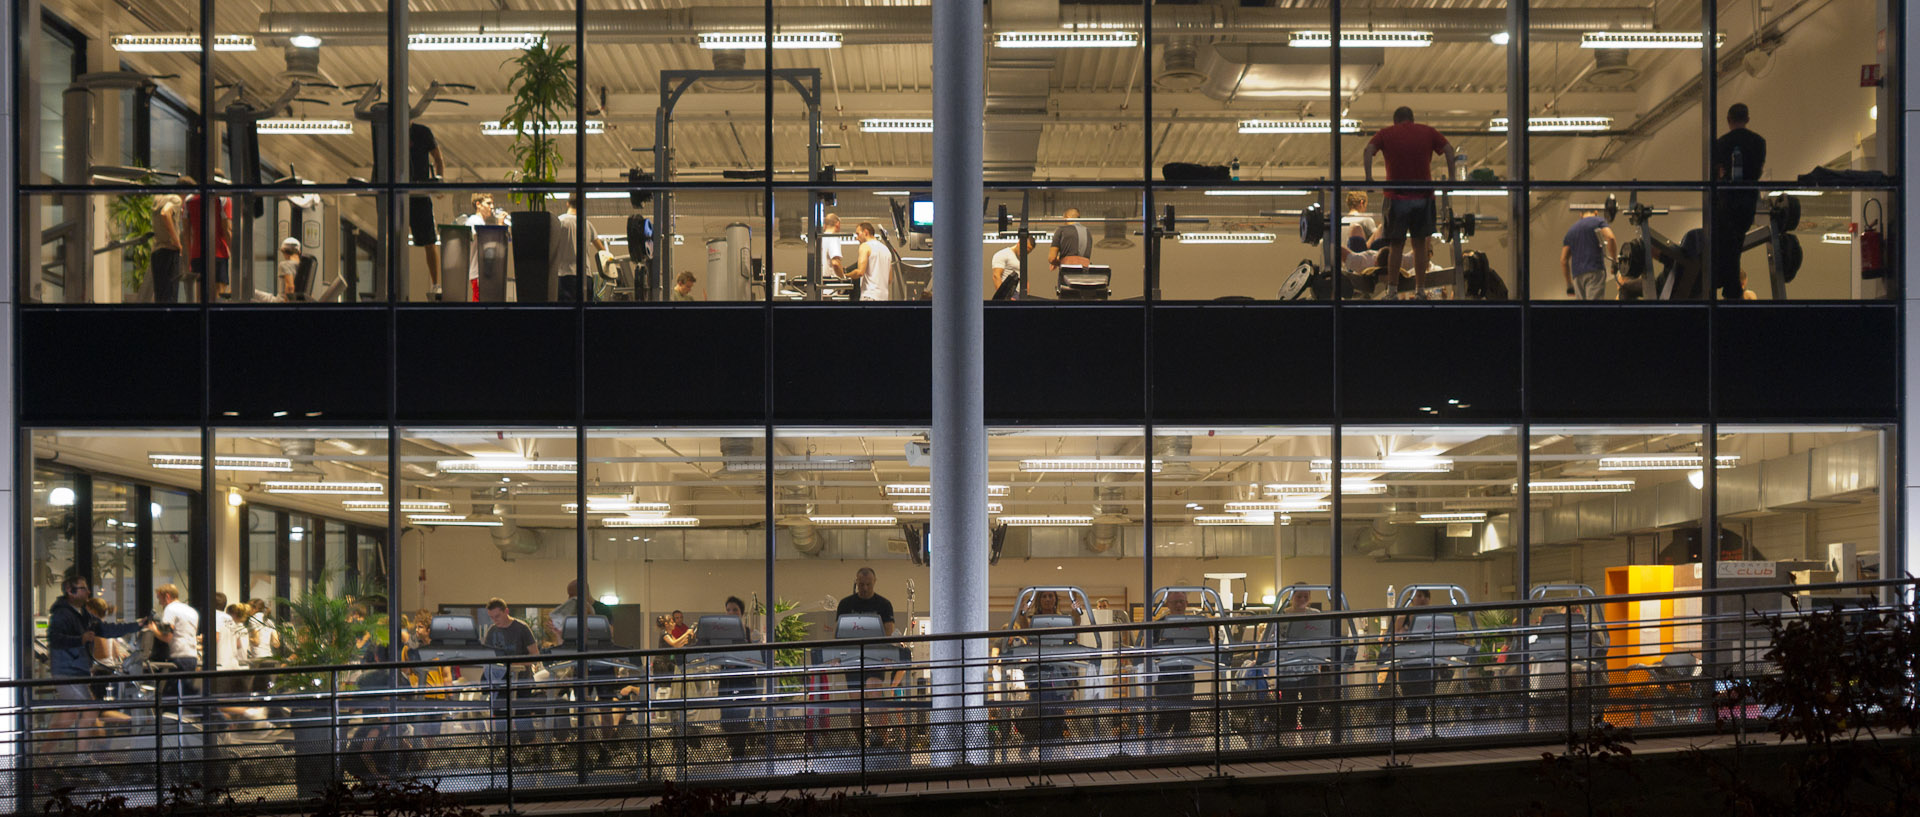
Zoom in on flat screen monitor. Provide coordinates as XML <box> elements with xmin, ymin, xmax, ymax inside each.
<box><xmin>909</xmin><ymin>199</ymin><xmax>933</xmax><ymax>233</ymax></box>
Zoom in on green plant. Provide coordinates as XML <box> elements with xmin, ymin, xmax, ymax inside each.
<box><xmin>498</xmin><ymin>39</ymin><xmax>577</xmax><ymax>208</ymax></box>
<box><xmin>1474</xmin><ymin>608</ymin><xmax>1518</xmax><ymax>666</ymax></box>
<box><xmin>754</xmin><ymin>597</ymin><xmax>811</xmax><ymax>691</ymax></box>
<box><xmin>275</xmin><ymin>573</ymin><xmax>387</xmax><ymax>691</ymax></box>
<box><xmin>105</xmin><ymin>171</ymin><xmax>157</xmax><ymax>293</ymax></box>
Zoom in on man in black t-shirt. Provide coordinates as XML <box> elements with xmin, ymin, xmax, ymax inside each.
<box><xmin>836</xmin><ymin>566</ymin><xmax>896</xmax><ymax>636</ymax></box>
<box><xmin>483</xmin><ymin>598</ymin><xmax>539</xmax><ymax>664</ymax></box>
<box><xmin>408</xmin><ymin>122</ymin><xmax>447</xmax><ymax>297</ymax></box>
<box><xmin>1710</xmin><ymin>104</ymin><xmax>1766</xmax><ymax>300</ymax></box>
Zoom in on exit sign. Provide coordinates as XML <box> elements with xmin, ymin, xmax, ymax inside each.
<box><xmin>1861</xmin><ymin>64</ymin><xmax>1884</xmax><ymax>86</ymax></box>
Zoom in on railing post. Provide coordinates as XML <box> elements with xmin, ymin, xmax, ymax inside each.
<box><xmin>858</xmin><ymin>648</ymin><xmax>868</xmax><ymax>793</ymax></box>
<box><xmin>153</xmin><ymin>673</ymin><xmax>165</xmax><ymax>802</ymax></box>
<box><xmin>1211</xmin><ymin>631</ymin><xmax>1224</xmax><ymax>776</ymax></box>
<box><xmin>504</xmin><ymin>665</ymin><xmax>516</xmax><ymax>810</ymax></box>
<box><xmin>328</xmin><ymin>669</ymin><xmax>340</xmax><ymax>787</ymax></box>
<box><xmin>1564</xmin><ymin>606</ymin><xmax>1576</xmax><ymax>750</ymax></box>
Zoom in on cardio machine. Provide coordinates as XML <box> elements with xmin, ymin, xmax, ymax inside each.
<box><xmin>1238</xmin><ymin>585</ymin><xmax>1357</xmax><ymax>745</ymax></box>
<box><xmin>1521</xmin><ymin>584</ymin><xmax>1611</xmax><ymax>730</ymax></box>
<box><xmin>1378</xmin><ymin>584</ymin><xmax>1478</xmax><ymax>737</ymax></box>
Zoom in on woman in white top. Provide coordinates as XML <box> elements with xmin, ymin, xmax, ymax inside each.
<box><xmin>1342</xmin><ymin>191</ymin><xmax>1379</xmax><ymax>254</ymax></box>
<box><xmin>847</xmin><ymin>222</ymin><xmax>894</xmax><ymax>301</ymax></box>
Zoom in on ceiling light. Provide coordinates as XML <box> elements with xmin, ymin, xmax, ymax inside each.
<box><xmin>1196</xmin><ymin>514</ymin><xmax>1288</xmax><ymax>526</ymax></box>
<box><xmin>148</xmin><ymin>453</ymin><xmax>293</xmax><ymax>472</ymax></box>
<box><xmin>1490</xmin><ymin>32</ymin><xmax>1511</xmax><ymax>46</ymax></box>
<box><xmin>48</xmin><ymin>486</ymin><xmax>76</xmax><ymax>507</ymax></box>
<box><xmin>1239</xmin><ymin>119</ymin><xmax>1361</xmax><ymax>134</ymax></box>
<box><xmin>547</xmin><ymin>191</ymin><xmax>634</xmax><ymax>200</ymax></box>
<box><xmin>1488</xmin><ymin>116</ymin><xmax>1612</xmax><ymax>133</ymax></box>
<box><xmin>1823</xmin><ymin>233</ymin><xmax>1854</xmax><ymax>245</ymax></box>
<box><xmin>1226</xmin><ymin>500</ymin><xmax>1327</xmax><ymax>513</ymax></box>
<box><xmin>1581</xmin><ymin>32</ymin><xmax>1724</xmax><ymax>49</ymax></box>
<box><xmin>1781</xmin><ymin>190</ymin><xmax>1825</xmax><ymax>197</ymax></box>
<box><xmin>885</xmin><ymin>484</ymin><xmax>1011</xmax><ymax>497</ymax></box>
<box><xmin>1019</xmin><ymin>458</ymin><xmax>1162</xmax><ymax>473</ymax></box>
<box><xmin>872</xmin><ymin>190</ymin><xmax>916</xmax><ymax>196</ymax></box>
<box><xmin>1265</xmin><ymin>481</ymin><xmax>1388</xmax><ymax>496</ymax></box>
<box><xmin>111</xmin><ymin>34</ymin><xmax>255</xmax><ymax>52</ymax></box>
<box><xmin>288</xmin><ymin>34</ymin><xmax>323</xmax><ymax>48</ymax></box>
<box><xmin>1418</xmin><ymin>512</ymin><xmax>1486</xmax><ymax>523</ymax></box>
<box><xmin>995</xmin><ymin>31</ymin><xmax>1139</xmax><ymax>49</ymax></box>
<box><xmin>1596</xmin><ymin>454</ymin><xmax>1739</xmax><ymax>471</ymax></box>
<box><xmin>481</xmin><ymin>120</ymin><xmax>604</xmax><ymax>136</ymax></box>
<box><xmin>437</xmin><ymin>458</ymin><xmax>578</xmax><ymax>474</ymax></box>
<box><xmin>1178</xmin><ymin>232</ymin><xmax>1276</xmax><ymax>244</ymax></box>
<box><xmin>598</xmin><ymin>593</ymin><xmax>620</xmax><ymax>606</ymax></box>
<box><xmin>1442</xmin><ymin>497</ymin><xmax>1545</xmax><ymax>511</ymax></box>
<box><xmin>257</xmin><ymin>119</ymin><xmax>355</xmax><ymax>135</ymax></box>
<box><xmin>728</xmin><ymin>457</ymin><xmax>873</xmax><ymax>472</ymax></box>
<box><xmin>409</xmin><ymin>33</ymin><xmax>543</xmax><ymax>51</ymax></box>
<box><xmin>859</xmin><ymin>118</ymin><xmax>933</xmax><ymax>133</ymax></box>
<box><xmin>1444</xmin><ymin>189</ymin><xmax>1511</xmax><ymax>197</ymax></box>
<box><xmin>1528</xmin><ymin>479</ymin><xmax>1636</xmax><ymax>494</ymax></box>
<box><xmin>343</xmin><ymin>500</ymin><xmax>452</xmax><ymax>513</ymax></box>
<box><xmin>1290</xmin><ymin>31</ymin><xmax>1432</xmax><ymax>48</ymax></box>
<box><xmin>227</xmin><ymin>489</ymin><xmax>245</xmax><ymax>507</ymax></box>
<box><xmin>1203</xmin><ymin>190</ymin><xmax>1312</xmax><ymax>197</ymax></box>
<box><xmin>999</xmin><ymin>515</ymin><xmax>1095</xmax><ymax>527</ymax></box>
<box><xmin>407</xmin><ymin>514</ymin><xmax>504</xmax><ymax>527</ymax></box>
<box><xmin>698</xmin><ymin>32</ymin><xmax>842</xmax><ymax>50</ymax></box>
<box><xmin>1309</xmin><ymin>457</ymin><xmax>1453</xmax><ymax>474</ymax></box>
<box><xmin>806</xmin><ymin>515</ymin><xmax>898</xmax><ymax>526</ymax></box>
<box><xmin>984</xmin><ymin>231</ymin><xmax>1053</xmax><ymax>244</ymax></box>
<box><xmin>263</xmin><ymin>481</ymin><xmax>384</xmax><ymax>495</ymax></box>
<box><xmin>892</xmin><ymin>501</ymin><xmax>1003</xmax><ymax>514</ymax></box>
<box><xmin>604</xmin><ymin>516</ymin><xmax>700</xmax><ymax>528</ymax></box>
<box><xmin>565</xmin><ymin>499</ymin><xmax>672</xmax><ymax>515</ymax></box>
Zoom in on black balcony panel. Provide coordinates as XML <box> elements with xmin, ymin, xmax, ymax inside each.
<box><xmin>397</xmin><ymin>308</ymin><xmax>579</xmax><ymax>422</ymax></box>
<box><xmin>210</xmin><ymin>308</ymin><xmax>391</xmax><ymax>423</ymax></box>
<box><xmin>1339</xmin><ymin>305</ymin><xmax>1523</xmax><ymax>420</ymax></box>
<box><xmin>1152</xmin><ymin>304</ymin><xmax>1332</xmax><ymax>421</ymax></box>
<box><xmin>1714</xmin><ymin>304</ymin><xmax>1898</xmax><ymax>420</ymax></box>
<box><xmin>586</xmin><ymin>306</ymin><xmax>765</xmax><ymax>423</ymax></box>
<box><xmin>986</xmin><ymin>304</ymin><xmax>1145</xmax><ymax>422</ymax></box>
<box><xmin>773</xmin><ymin>304</ymin><xmax>931</xmax><ymax>423</ymax></box>
<box><xmin>1527</xmin><ymin>305</ymin><xmax>1709</xmax><ymax>420</ymax></box>
<box><xmin>21</xmin><ymin>309</ymin><xmax>203</xmax><ymax>424</ymax></box>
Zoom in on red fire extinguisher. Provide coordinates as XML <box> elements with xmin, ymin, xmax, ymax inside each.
<box><xmin>1860</xmin><ymin>198</ymin><xmax>1887</xmax><ymax>279</ymax></box>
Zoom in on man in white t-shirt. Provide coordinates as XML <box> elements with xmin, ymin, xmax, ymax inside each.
<box><xmin>552</xmin><ymin>194</ymin><xmax>606</xmax><ymax>301</ymax></box>
<box><xmin>149</xmin><ymin>583</ymin><xmax>201</xmax><ymax>694</ymax></box>
<box><xmin>464</xmin><ymin>193</ymin><xmax>510</xmax><ymax>300</ymax></box>
<box><xmin>820</xmin><ymin>213</ymin><xmax>846</xmax><ymax>291</ymax></box>
<box><xmin>991</xmin><ymin>235</ymin><xmax>1035</xmax><ymax>291</ymax></box>
<box><xmin>845</xmin><ymin>222</ymin><xmax>894</xmax><ymax>301</ymax></box>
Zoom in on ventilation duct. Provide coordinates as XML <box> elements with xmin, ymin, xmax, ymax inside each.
<box><xmin>1096</xmin><ymin>208</ymin><xmax>1135</xmax><ymax>250</ymax></box>
<box><xmin>1198</xmin><ymin>43</ymin><xmax>1384</xmax><ymax>102</ymax></box>
<box><xmin>279</xmin><ymin>438</ymin><xmax>323</xmax><ymax>475</ymax></box>
<box><xmin>279</xmin><ymin>46</ymin><xmax>327</xmax><ymax>86</ymax></box>
<box><xmin>1345</xmin><ymin>517</ymin><xmax>1438</xmax><ymax>561</ymax></box>
<box><xmin>1088</xmin><ymin>475</ymin><xmax>1127</xmax><ymax>553</ymax></box>
<box><xmin>780</xmin><ymin>485</ymin><xmax>823</xmax><ymax>556</ymax></box>
<box><xmin>704</xmin><ymin>49</ymin><xmax>755</xmax><ymax>93</ymax></box>
<box><xmin>775</xmin><ymin>213</ymin><xmax>806</xmax><ymax>247</ymax></box>
<box><xmin>1155</xmin><ymin>36</ymin><xmax>1207</xmax><ymax>92</ymax></box>
<box><xmin>1585</xmin><ymin>48</ymin><xmax>1638</xmax><ymax>89</ymax></box>
<box><xmin>484</xmin><ymin>502</ymin><xmax>541</xmax><ymax>561</ymax></box>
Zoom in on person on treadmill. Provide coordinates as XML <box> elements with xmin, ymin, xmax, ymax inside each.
<box><xmin>836</xmin><ymin>567</ymin><xmax>897</xmax><ymax>747</ymax></box>
<box><xmin>1363</xmin><ymin>107</ymin><xmax>1458</xmax><ymax>298</ymax></box>
<box><xmin>407</xmin><ymin>122</ymin><xmax>446</xmax><ymax>299</ymax></box>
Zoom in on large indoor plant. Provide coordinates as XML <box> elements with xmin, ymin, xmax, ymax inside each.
<box><xmin>753</xmin><ymin>598</ymin><xmax>811</xmax><ymax>692</ymax></box>
<box><xmin>499</xmin><ymin>39</ymin><xmax>576</xmax><ymax>302</ymax></box>
<box><xmin>106</xmin><ymin>171</ymin><xmax>157</xmax><ymax>297</ymax></box>
<box><xmin>275</xmin><ymin>574</ymin><xmax>387</xmax><ymax>692</ymax></box>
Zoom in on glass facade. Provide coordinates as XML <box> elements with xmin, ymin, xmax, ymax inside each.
<box><xmin>9</xmin><ymin>0</ymin><xmax>1909</xmax><ymax>678</ymax></box>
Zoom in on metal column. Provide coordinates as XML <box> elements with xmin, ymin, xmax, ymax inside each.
<box><xmin>928</xmin><ymin>0</ymin><xmax>986</xmax><ymax>769</ymax></box>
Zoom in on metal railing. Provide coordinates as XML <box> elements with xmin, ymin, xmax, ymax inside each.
<box><xmin>2</xmin><ymin>578</ymin><xmax>1910</xmax><ymax>812</ymax></box>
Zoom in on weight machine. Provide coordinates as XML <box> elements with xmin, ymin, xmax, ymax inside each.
<box><xmin>1596</xmin><ymin>192</ymin><xmax>1803</xmax><ymax>300</ymax></box>
<box><xmin>1284</xmin><ymin>193</ymin><xmax>1505</xmax><ymax>301</ymax></box>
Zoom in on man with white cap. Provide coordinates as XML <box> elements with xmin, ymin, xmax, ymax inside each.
<box><xmin>278</xmin><ymin>237</ymin><xmax>304</xmax><ymax>301</ymax></box>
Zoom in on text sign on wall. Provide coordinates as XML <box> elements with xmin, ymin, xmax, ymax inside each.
<box><xmin>1717</xmin><ymin>560</ymin><xmax>1777</xmax><ymax>579</ymax></box>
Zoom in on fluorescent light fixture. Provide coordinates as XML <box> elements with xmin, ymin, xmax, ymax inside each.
<box><xmin>1781</xmin><ymin>190</ymin><xmax>1825</xmax><ymax>197</ymax></box>
<box><xmin>148</xmin><ymin>453</ymin><xmax>293</xmax><ymax>472</ymax></box>
<box><xmin>859</xmin><ymin>118</ymin><xmax>933</xmax><ymax>133</ymax></box>
<box><xmin>892</xmin><ymin>501</ymin><xmax>1003</xmax><ymax>514</ymax></box>
<box><xmin>604</xmin><ymin>516</ymin><xmax>700</xmax><ymax>528</ymax></box>
<box><xmin>1290</xmin><ymin>31</ymin><xmax>1432</xmax><ymax>48</ymax></box>
<box><xmin>257</xmin><ymin>119</ymin><xmax>355</xmax><ymax>135</ymax></box>
<box><xmin>1490</xmin><ymin>32</ymin><xmax>1512</xmax><ymax>46</ymax></box>
<box><xmin>1203</xmin><ymin>189</ymin><xmax>1312</xmax><ymax>197</ymax></box>
<box><xmin>480</xmin><ymin>120</ymin><xmax>604</xmax><ymax>135</ymax></box>
<box><xmin>263</xmin><ymin>481</ymin><xmax>383</xmax><ymax>495</ymax></box>
<box><xmin>1823</xmin><ymin>233</ymin><xmax>1854</xmax><ymax>245</ymax></box>
<box><xmin>885</xmin><ymin>484</ymin><xmax>1011</xmax><ymax>497</ymax></box>
<box><xmin>728</xmin><ymin>457</ymin><xmax>873</xmax><ymax>472</ymax></box>
<box><xmin>1488</xmin><ymin>116</ymin><xmax>1612</xmax><ymax>133</ymax></box>
<box><xmin>995</xmin><ymin>31</ymin><xmax>1139</xmax><ymax>49</ymax></box>
<box><xmin>1309</xmin><ymin>457</ymin><xmax>1454</xmax><ymax>474</ymax></box>
<box><xmin>999</xmin><ymin>515</ymin><xmax>1095</xmax><ymax>527</ymax></box>
<box><xmin>407</xmin><ymin>514</ymin><xmax>504</xmax><ymax>527</ymax></box>
<box><xmin>288</xmin><ymin>34</ymin><xmax>323</xmax><ymax>49</ymax></box>
<box><xmin>547</xmin><ymin>191</ymin><xmax>633</xmax><ymax>200</ymax></box>
<box><xmin>1581</xmin><ymin>32</ymin><xmax>1724</xmax><ymax>49</ymax></box>
<box><xmin>1528</xmin><ymin>479</ymin><xmax>1636</xmax><ymax>494</ymax></box>
<box><xmin>1226</xmin><ymin>500</ymin><xmax>1327</xmax><ymax>513</ymax></box>
<box><xmin>1019</xmin><ymin>458</ymin><xmax>1162</xmax><ymax>473</ymax></box>
<box><xmin>1445</xmin><ymin>189</ymin><xmax>1511</xmax><ymax>197</ymax></box>
<box><xmin>872</xmin><ymin>190</ymin><xmax>915</xmax><ymax>196</ymax></box>
<box><xmin>1196</xmin><ymin>514</ymin><xmax>1287</xmax><ymax>526</ymax></box>
<box><xmin>437</xmin><ymin>458</ymin><xmax>578</xmax><ymax>474</ymax></box>
<box><xmin>1418</xmin><ymin>512</ymin><xmax>1487</xmax><ymax>523</ymax></box>
<box><xmin>111</xmin><ymin>34</ymin><xmax>255</xmax><ymax>52</ymax></box>
<box><xmin>984</xmin><ymin>231</ymin><xmax>1054</xmax><ymax>244</ymax></box>
<box><xmin>342</xmin><ymin>500</ymin><xmax>452</xmax><ymax>513</ymax></box>
<box><xmin>1179</xmin><ymin>232</ymin><xmax>1276</xmax><ymax>244</ymax></box>
<box><xmin>807</xmin><ymin>515</ymin><xmax>899</xmax><ymax>526</ymax></box>
<box><xmin>1239</xmin><ymin>118</ymin><xmax>1362</xmax><ymax>134</ymax></box>
<box><xmin>698</xmin><ymin>32</ymin><xmax>842</xmax><ymax>50</ymax></box>
<box><xmin>565</xmin><ymin>499</ymin><xmax>672</xmax><ymax>515</ymax></box>
<box><xmin>1597</xmin><ymin>454</ymin><xmax>1739</xmax><ymax>471</ymax></box>
<box><xmin>409</xmin><ymin>33</ymin><xmax>543</xmax><ymax>51</ymax></box>
<box><xmin>1265</xmin><ymin>480</ymin><xmax>1389</xmax><ymax>496</ymax></box>
<box><xmin>598</xmin><ymin>593</ymin><xmax>620</xmax><ymax>606</ymax></box>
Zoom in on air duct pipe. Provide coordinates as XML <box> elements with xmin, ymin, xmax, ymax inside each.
<box><xmin>257</xmin><ymin>7</ymin><xmax>1653</xmax><ymax>45</ymax></box>
<box><xmin>484</xmin><ymin>501</ymin><xmax>540</xmax><ymax>561</ymax></box>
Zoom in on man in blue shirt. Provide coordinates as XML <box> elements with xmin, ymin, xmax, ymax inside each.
<box><xmin>1561</xmin><ymin>209</ymin><xmax>1618</xmax><ymax>300</ymax></box>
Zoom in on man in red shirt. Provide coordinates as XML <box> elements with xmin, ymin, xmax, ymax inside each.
<box><xmin>1363</xmin><ymin>107</ymin><xmax>1457</xmax><ymax>297</ymax></box>
<box><xmin>182</xmin><ymin>176</ymin><xmax>233</xmax><ymax>300</ymax></box>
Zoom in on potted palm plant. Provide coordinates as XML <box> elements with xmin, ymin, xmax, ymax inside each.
<box><xmin>276</xmin><ymin>575</ymin><xmax>387</xmax><ymax>795</ymax></box>
<box><xmin>106</xmin><ymin>171</ymin><xmax>157</xmax><ymax>298</ymax></box>
<box><xmin>499</xmin><ymin>39</ymin><xmax>577</xmax><ymax>302</ymax></box>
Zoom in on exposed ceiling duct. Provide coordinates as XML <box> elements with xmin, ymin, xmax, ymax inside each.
<box><xmin>484</xmin><ymin>501</ymin><xmax>541</xmax><ymax>561</ymax></box>
<box><xmin>1155</xmin><ymin>36</ymin><xmax>1207</xmax><ymax>93</ymax></box>
<box><xmin>1198</xmin><ymin>42</ymin><xmax>1384</xmax><ymax>102</ymax></box>
<box><xmin>1585</xmin><ymin>48</ymin><xmax>1638</xmax><ymax>89</ymax></box>
<box><xmin>1096</xmin><ymin>208</ymin><xmax>1135</xmax><ymax>250</ymax></box>
<box><xmin>257</xmin><ymin>7</ymin><xmax>1655</xmax><ymax>46</ymax></box>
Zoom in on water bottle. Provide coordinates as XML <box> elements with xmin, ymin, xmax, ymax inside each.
<box><xmin>1454</xmin><ymin>149</ymin><xmax>1469</xmax><ymax>182</ymax></box>
<box><xmin>1730</xmin><ymin>147</ymin><xmax>1744</xmax><ymax>182</ymax></box>
<box><xmin>1230</xmin><ymin>156</ymin><xmax>1241</xmax><ymax>182</ymax></box>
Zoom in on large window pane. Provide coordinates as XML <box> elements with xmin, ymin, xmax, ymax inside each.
<box><xmin>1338</xmin><ymin>426</ymin><xmax>1521</xmax><ymax>609</ymax></box>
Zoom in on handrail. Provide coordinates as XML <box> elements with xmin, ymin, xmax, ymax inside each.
<box><xmin>5</xmin><ymin>577</ymin><xmax>1907</xmax><ymax>690</ymax></box>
